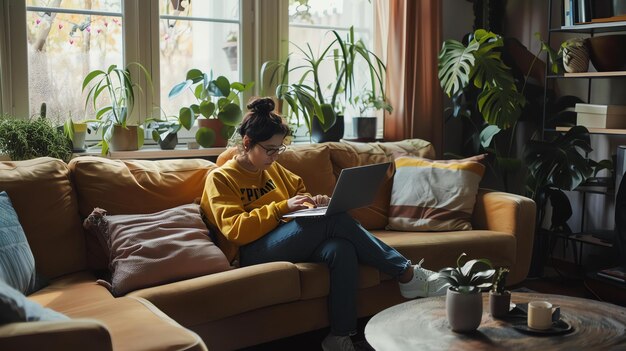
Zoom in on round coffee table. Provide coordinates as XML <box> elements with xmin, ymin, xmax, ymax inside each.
<box><xmin>365</xmin><ymin>292</ymin><xmax>626</xmax><ymax>350</ymax></box>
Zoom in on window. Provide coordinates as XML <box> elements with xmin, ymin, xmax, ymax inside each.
<box><xmin>25</xmin><ymin>0</ymin><xmax>124</xmax><ymax>124</ymax></box>
<box><xmin>158</xmin><ymin>1</ymin><xmax>240</xmax><ymax>118</ymax></box>
<box><xmin>1</xmin><ymin>1</ymin><xmax>381</xmax><ymax>143</ymax></box>
<box><xmin>288</xmin><ymin>0</ymin><xmax>377</xmax><ymax>138</ymax></box>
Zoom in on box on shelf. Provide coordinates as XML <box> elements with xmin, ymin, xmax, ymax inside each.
<box><xmin>575</xmin><ymin>103</ymin><xmax>626</xmax><ymax>115</ymax></box>
<box><xmin>576</xmin><ymin>112</ymin><xmax>626</xmax><ymax>128</ymax></box>
<box><xmin>575</xmin><ymin>104</ymin><xmax>626</xmax><ymax>129</ymax></box>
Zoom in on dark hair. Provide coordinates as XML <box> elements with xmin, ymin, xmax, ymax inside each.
<box><xmin>238</xmin><ymin>97</ymin><xmax>290</xmax><ymax>145</ymax></box>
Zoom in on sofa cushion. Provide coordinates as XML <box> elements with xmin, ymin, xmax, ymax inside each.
<box><xmin>0</xmin><ymin>192</ymin><xmax>36</xmax><ymax>294</ymax></box>
<box><xmin>295</xmin><ymin>263</ymin><xmax>381</xmax><ymax>300</ymax></box>
<box><xmin>0</xmin><ymin>158</ymin><xmax>86</xmax><ymax>279</ymax></box>
<box><xmin>325</xmin><ymin>139</ymin><xmax>436</xmax><ymax>230</ymax></box>
<box><xmin>277</xmin><ymin>144</ymin><xmax>336</xmax><ymax>196</ymax></box>
<box><xmin>69</xmin><ymin>157</ymin><xmax>216</xmax><ymax>270</ymax></box>
<box><xmin>371</xmin><ymin>229</ymin><xmax>516</xmax><ymax>272</ymax></box>
<box><xmin>128</xmin><ymin>262</ymin><xmax>301</xmax><ymax>326</ymax></box>
<box><xmin>0</xmin><ymin>279</ymin><xmax>69</xmax><ymax>323</ymax></box>
<box><xmin>387</xmin><ymin>156</ymin><xmax>485</xmax><ymax>231</ymax></box>
<box><xmin>83</xmin><ymin>204</ymin><xmax>232</xmax><ymax>296</ymax></box>
<box><xmin>216</xmin><ymin>145</ymin><xmax>337</xmax><ymax>197</ymax></box>
<box><xmin>29</xmin><ymin>272</ymin><xmax>206</xmax><ymax>351</ymax></box>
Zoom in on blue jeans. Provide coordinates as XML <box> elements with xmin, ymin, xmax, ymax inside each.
<box><xmin>239</xmin><ymin>213</ymin><xmax>411</xmax><ymax>336</ymax></box>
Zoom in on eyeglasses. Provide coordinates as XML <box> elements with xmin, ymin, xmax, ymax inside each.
<box><xmin>257</xmin><ymin>143</ymin><xmax>287</xmax><ymax>156</ymax></box>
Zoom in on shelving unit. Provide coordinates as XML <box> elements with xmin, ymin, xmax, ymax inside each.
<box><xmin>542</xmin><ymin>0</ymin><xmax>623</xmax><ymax>269</ymax></box>
<box><xmin>543</xmin><ymin>0</ymin><xmax>626</xmax><ymax>138</ymax></box>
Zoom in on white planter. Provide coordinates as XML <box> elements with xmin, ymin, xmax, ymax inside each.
<box><xmin>445</xmin><ymin>288</ymin><xmax>483</xmax><ymax>332</ymax></box>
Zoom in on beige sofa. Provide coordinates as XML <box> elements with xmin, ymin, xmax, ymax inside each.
<box><xmin>0</xmin><ymin>139</ymin><xmax>535</xmax><ymax>351</ymax></box>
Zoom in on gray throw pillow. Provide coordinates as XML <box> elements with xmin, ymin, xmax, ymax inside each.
<box><xmin>0</xmin><ymin>191</ymin><xmax>37</xmax><ymax>294</ymax></box>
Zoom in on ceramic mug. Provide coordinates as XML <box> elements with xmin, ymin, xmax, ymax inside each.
<box><xmin>527</xmin><ymin>301</ymin><xmax>560</xmax><ymax>330</ymax></box>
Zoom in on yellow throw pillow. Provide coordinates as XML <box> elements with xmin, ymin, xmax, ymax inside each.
<box><xmin>387</xmin><ymin>156</ymin><xmax>485</xmax><ymax>231</ymax></box>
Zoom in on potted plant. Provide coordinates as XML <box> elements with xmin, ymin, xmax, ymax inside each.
<box><xmin>63</xmin><ymin>118</ymin><xmax>91</xmax><ymax>152</ymax></box>
<box><xmin>489</xmin><ymin>267</ymin><xmax>511</xmax><ymax>318</ymax></box>
<box><xmin>261</xmin><ymin>26</ymin><xmax>388</xmax><ymax>143</ymax></box>
<box><xmin>350</xmin><ymin>90</ymin><xmax>393</xmax><ymax>140</ymax></box>
<box><xmin>144</xmin><ymin>116</ymin><xmax>181</xmax><ymax>150</ymax></box>
<box><xmin>428</xmin><ymin>252</ymin><xmax>495</xmax><ymax>332</ymax></box>
<box><xmin>82</xmin><ymin>62</ymin><xmax>152</xmax><ymax>155</ymax></box>
<box><xmin>0</xmin><ymin>114</ymin><xmax>72</xmax><ymax>162</ymax></box>
<box><xmin>168</xmin><ymin>69</ymin><xmax>254</xmax><ymax>147</ymax></box>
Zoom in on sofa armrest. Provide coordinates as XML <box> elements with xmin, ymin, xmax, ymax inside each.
<box><xmin>0</xmin><ymin>319</ymin><xmax>112</xmax><ymax>351</ymax></box>
<box><xmin>473</xmin><ymin>189</ymin><xmax>536</xmax><ymax>285</ymax></box>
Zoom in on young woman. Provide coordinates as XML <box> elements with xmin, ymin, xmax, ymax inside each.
<box><xmin>200</xmin><ymin>97</ymin><xmax>447</xmax><ymax>351</ymax></box>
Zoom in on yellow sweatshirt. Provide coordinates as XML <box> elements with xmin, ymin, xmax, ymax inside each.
<box><xmin>200</xmin><ymin>158</ymin><xmax>308</xmax><ymax>263</ymax></box>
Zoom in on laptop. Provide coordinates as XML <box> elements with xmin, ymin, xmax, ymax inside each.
<box><xmin>282</xmin><ymin>162</ymin><xmax>392</xmax><ymax>218</ymax></box>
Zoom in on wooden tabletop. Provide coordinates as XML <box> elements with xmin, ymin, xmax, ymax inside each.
<box><xmin>365</xmin><ymin>292</ymin><xmax>626</xmax><ymax>351</ymax></box>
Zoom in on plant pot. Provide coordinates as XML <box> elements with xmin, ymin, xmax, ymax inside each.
<box><xmin>197</xmin><ymin>118</ymin><xmax>230</xmax><ymax>147</ymax></box>
<box><xmin>158</xmin><ymin>133</ymin><xmax>178</xmax><ymax>150</ymax></box>
<box><xmin>311</xmin><ymin>114</ymin><xmax>344</xmax><ymax>143</ymax></box>
<box><xmin>110</xmin><ymin>125</ymin><xmax>139</xmax><ymax>152</ymax></box>
<box><xmin>562</xmin><ymin>40</ymin><xmax>589</xmax><ymax>73</ymax></box>
<box><xmin>489</xmin><ymin>290</ymin><xmax>511</xmax><ymax>319</ymax></box>
<box><xmin>445</xmin><ymin>288</ymin><xmax>483</xmax><ymax>332</ymax></box>
<box><xmin>352</xmin><ymin>116</ymin><xmax>377</xmax><ymax>141</ymax></box>
<box><xmin>71</xmin><ymin>122</ymin><xmax>88</xmax><ymax>152</ymax></box>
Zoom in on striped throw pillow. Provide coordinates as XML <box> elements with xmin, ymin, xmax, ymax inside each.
<box><xmin>387</xmin><ymin>156</ymin><xmax>485</xmax><ymax>231</ymax></box>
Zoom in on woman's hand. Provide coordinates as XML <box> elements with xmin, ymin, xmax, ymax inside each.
<box><xmin>312</xmin><ymin>194</ymin><xmax>330</xmax><ymax>206</ymax></box>
<box><xmin>287</xmin><ymin>195</ymin><xmax>316</xmax><ymax>211</ymax></box>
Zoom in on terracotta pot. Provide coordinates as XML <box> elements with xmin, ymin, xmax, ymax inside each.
<box><xmin>489</xmin><ymin>291</ymin><xmax>511</xmax><ymax>319</ymax></box>
<box><xmin>588</xmin><ymin>35</ymin><xmax>626</xmax><ymax>72</ymax></box>
<box><xmin>197</xmin><ymin>118</ymin><xmax>230</xmax><ymax>147</ymax></box>
<box><xmin>445</xmin><ymin>288</ymin><xmax>483</xmax><ymax>332</ymax></box>
<box><xmin>110</xmin><ymin>125</ymin><xmax>139</xmax><ymax>151</ymax></box>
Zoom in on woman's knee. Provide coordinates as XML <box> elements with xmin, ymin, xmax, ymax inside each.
<box><xmin>315</xmin><ymin>238</ymin><xmax>357</xmax><ymax>264</ymax></box>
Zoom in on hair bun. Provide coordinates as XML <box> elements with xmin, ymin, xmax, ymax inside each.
<box><xmin>247</xmin><ymin>97</ymin><xmax>275</xmax><ymax>114</ymax></box>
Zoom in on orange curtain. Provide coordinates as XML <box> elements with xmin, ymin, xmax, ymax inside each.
<box><xmin>379</xmin><ymin>0</ymin><xmax>443</xmax><ymax>157</ymax></box>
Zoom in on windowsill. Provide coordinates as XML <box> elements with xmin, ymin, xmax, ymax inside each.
<box><xmin>74</xmin><ymin>145</ymin><xmax>227</xmax><ymax>160</ymax></box>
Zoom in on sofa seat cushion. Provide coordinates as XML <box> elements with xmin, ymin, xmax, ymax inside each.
<box><xmin>128</xmin><ymin>262</ymin><xmax>301</xmax><ymax>327</ymax></box>
<box><xmin>371</xmin><ymin>229</ymin><xmax>516</xmax><ymax>275</ymax></box>
<box><xmin>29</xmin><ymin>271</ymin><xmax>205</xmax><ymax>351</ymax></box>
<box><xmin>0</xmin><ymin>157</ymin><xmax>86</xmax><ymax>279</ymax></box>
<box><xmin>296</xmin><ymin>263</ymin><xmax>382</xmax><ymax>300</ymax></box>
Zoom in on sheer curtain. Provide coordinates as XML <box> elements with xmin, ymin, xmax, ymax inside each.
<box><xmin>376</xmin><ymin>0</ymin><xmax>443</xmax><ymax>156</ymax></box>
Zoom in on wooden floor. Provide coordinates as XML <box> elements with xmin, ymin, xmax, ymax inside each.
<box><xmin>240</xmin><ymin>260</ymin><xmax>626</xmax><ymax>350</ymax></box>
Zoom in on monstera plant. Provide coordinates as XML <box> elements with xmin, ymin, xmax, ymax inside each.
<box><xmin>438</xmin><ymin>29</ymin><xmax>526</xmax><ymax>130</ymax></box>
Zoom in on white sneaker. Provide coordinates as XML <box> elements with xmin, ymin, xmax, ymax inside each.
<box><xmin>322</xmin><ymin>334</ymin><xmax>356</xmax><ymax>351</ymax></box>
<box><xmin>398</xmin><ymin>259</ymin><xmax>449</xmax><ymax>298</ymax></box>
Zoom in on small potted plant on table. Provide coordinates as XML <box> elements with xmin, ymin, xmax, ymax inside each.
<box><xmin>489</xmin><ymin>267</ymin><xmax>511</xmax><ymax>318</ymax></box>
<box><xmin>428</xmin><ymin>253</ymin><xmax>495</xmax><ymax>332</ymax></box>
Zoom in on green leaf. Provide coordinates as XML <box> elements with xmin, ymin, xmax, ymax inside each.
<box><xmin>186</xmin><ymin>69</ymin><xmax>204</xmax><ymax>83</ymax></box>
<box><xmin>199</xmin><ymin>101</ymin><xmax>216</xmax><ymax>118</ymax></box>
<box><xmin>169</xmin><ymin>80</ymin><xmax>193</xmax><ymax>99</ymax></box>
<box><xmin>196</xmin><ymin>127</ymin><xmax>216</xmax><ymax>148</ymax></box>
<box><xmin>179</xmin><ymin>107</ymin><xmax>195</xmax><ymax>130</ymax></box>
<box><xmin>479</xmin><ymin>125</ymin><xmax>500</xmax><ymax>148</ymax></box>
<box><xmin>318</xmin><ymin>104</ymin><xmax>337</xmax><ymax>132</ymax></box>
<box><xmin>438</xmin><ymin>39</ymin><xmax>478</xmax><ymax>97</ymax></box>
<box><xmin>212</xmin><ymin>76</ymin><xmax>231</xmax><ymax>97</ymax></box>
<box><xmin>218</xmin><ymin>103</ymin><xmax>243</xmax><ymax>126</ymax></box>
<box><xmin>477</xmin><ymin>85</ymin><xmax>525</xmax><ymax>129</ymax></box>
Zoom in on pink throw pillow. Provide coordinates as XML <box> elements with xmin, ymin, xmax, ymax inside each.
<box><xmin>83</xmin><ymin>203</ymin><xmax>232</xmax><ymax>296</ymax></box>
